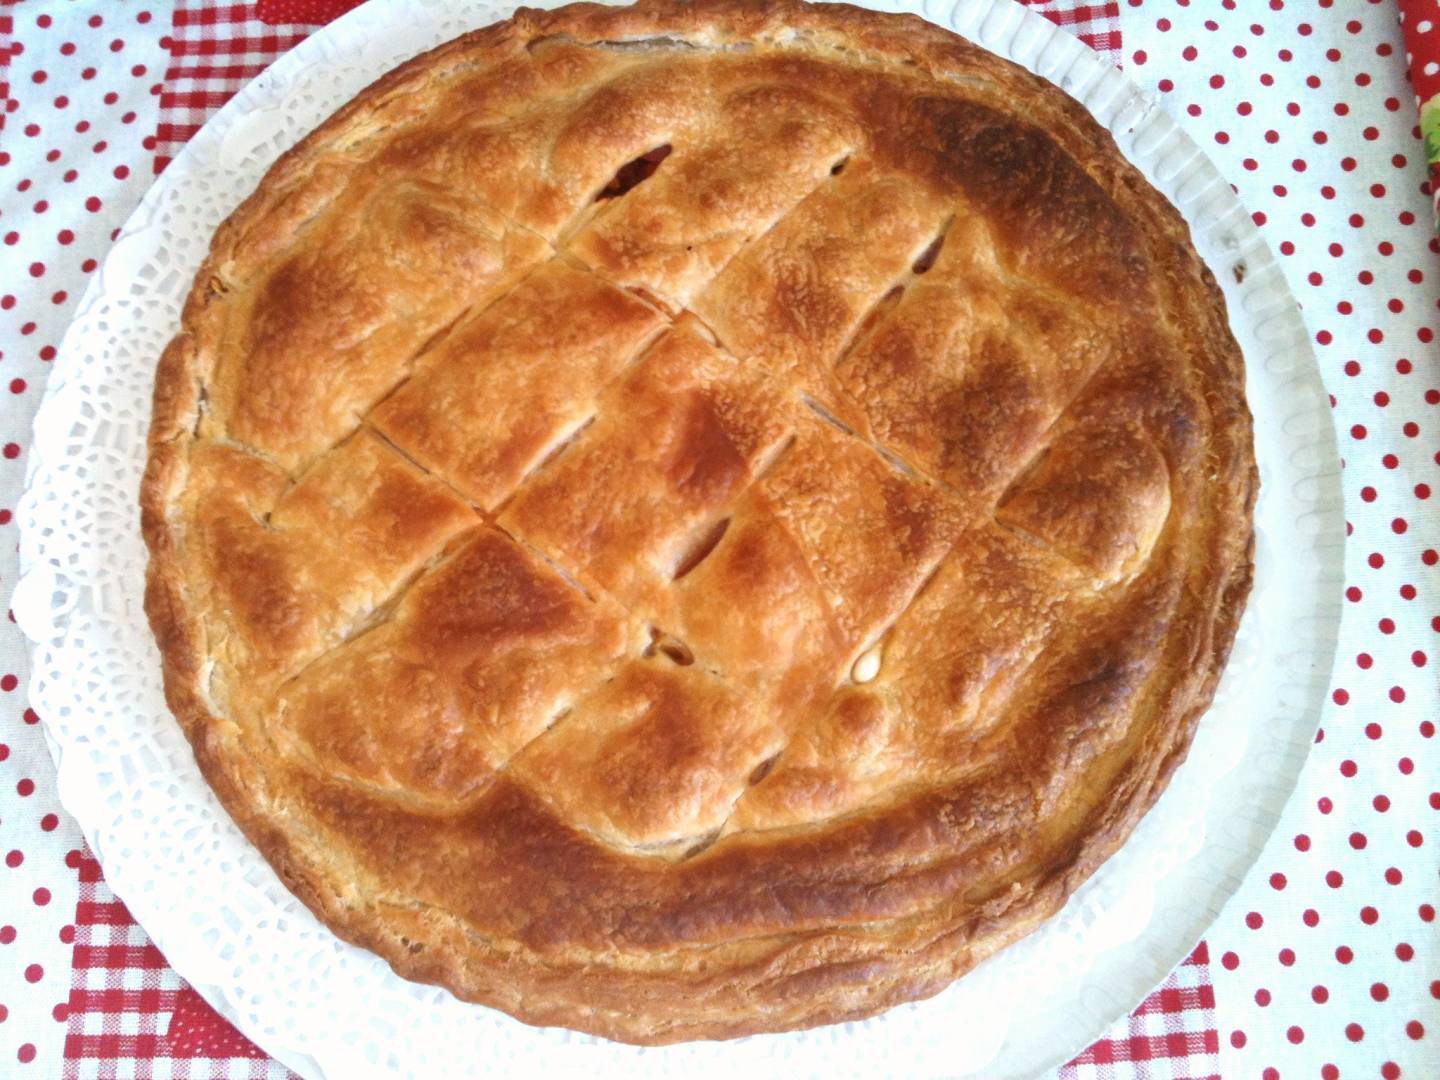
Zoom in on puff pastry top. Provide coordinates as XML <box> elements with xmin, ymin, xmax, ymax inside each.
<box><xmin>142</xmin><ymin>0</ymin><xmax>1256</xmax><ymax>1045</ymax></box>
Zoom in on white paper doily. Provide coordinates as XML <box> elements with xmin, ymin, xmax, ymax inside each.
<box><xmin>13</xmin><ymin>1</ymin><xmax>1346</xmax><ymax>1076</ymax></box>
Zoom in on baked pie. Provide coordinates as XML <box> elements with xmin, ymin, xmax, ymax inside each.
<box><xmin>142</xmin><ymin>0</ymin><xmax>1256</xmax><ymax>1044</ymax></box>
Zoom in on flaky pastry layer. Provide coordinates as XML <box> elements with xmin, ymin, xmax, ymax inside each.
<box><xmin>142</xmin><ymin>0</ymin><xmax>1256</xmax><ymax>1044</ymax></box>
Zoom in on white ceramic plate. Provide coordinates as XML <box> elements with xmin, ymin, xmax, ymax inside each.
<box><xmin>13</xmin><ymin>1</ymin><xmax>1345</xmax><ymax>1075</ymax></box>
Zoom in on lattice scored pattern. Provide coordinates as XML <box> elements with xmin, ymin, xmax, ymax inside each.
<box><xmin>160</xmin><ymin>22</ymin><xmax>1191</xmax><ymax>854</ymax></box>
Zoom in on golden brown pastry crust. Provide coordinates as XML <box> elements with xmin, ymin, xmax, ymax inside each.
<box><xmin>142</xmin><ymin>0</ymin><xmax>1256</xmax><ymax>1045</ymax></box>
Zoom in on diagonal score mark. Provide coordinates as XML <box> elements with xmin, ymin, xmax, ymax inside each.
<box><xmin>987</xmin><ymin>510</ymin><xmax>1121</xmax><ymax>585</ymax></box>
<box><xmin>670</xmin><ymin>516</ymin><xmax>732</xmax><ymax>582</ymax></box>
<box><xmin>348</xmin><ymin>255</ymin><xmax>556</xmax><ymax>430</ymax></box>
<box><xmin>686</xmin><ymin>147</ymin><xmax>859</xmax><ymax>303</ymax></box>
<box><xmin>991</xmin><ymin>342</ymin><xmax>1118</xmax><ymax>514</ymax></box>
<box><xmin>713</xmin><ymin>532</ymin><xmax>958</xmax><ymax>840</ymax></box>
<box><xmin>363</xmin><ymin>422</ymin><xmax>489</xmax><ymax>517</ymax></box>
<box><xmin>824</xmin><ymin>214</ymin><xmax>957</xmax><ymax>383</ymax></box>
<box><xmin>490</xmin><ymin>519</ymin><xmax>604</xmax><ymax>607</ymax></box>
<box><xmin>657</xmin><ymin>407</ymin><xmax>799</xmax><ymax>583</ymax></box>
<box><xmin>561</xmin><ymin>142</ymin><xmax>676</xmax><ymax>245</ymax></box>
<box><xmin>483</xmin><ymin>318</ymin><xmax>671</xmax><ymax>519</ymax></box>
<box><xmin>258</xmin><ymin>425</ymin><xmax>372</xmax><ymax>525</ymax></box>
<box><xmin>793</xmin><ymin>395</ymin><xmax>959</xmax><ymax>506</ymax></box>
<box><xmin>559</xmin><ymin>142</ymin><xmax>859</xmax><ymax>320</ymax></box>
<box><xmin>267</xmin><ymin>523</ymin><xmax>483</xmax><ymax>700</ymax></box>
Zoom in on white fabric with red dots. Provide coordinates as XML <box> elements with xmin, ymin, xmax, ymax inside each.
<box><xmin>0</xmin><ymin>1</ymin><xmax>1434</xmax><ymax>1078</ymax></box>
<box><xmin>0</xmin><ymin>5</ymin><xmax>167</xmax><ymax>1074</ymax></box>
<box><xmin>1122</xmin><ymin>3</ymin><xmax>1438</xmax><ymax>1078</ymax></box>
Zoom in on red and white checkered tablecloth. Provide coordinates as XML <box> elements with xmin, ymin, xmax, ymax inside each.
<box><xmin>62</xmin><ymin>852</ymin><xmax>281</xmax><ymax>1079</ymax></box>
<box><xmin>152</xmin><ymin>0</ymin><xmax>332</xmax><ymax>171</ymax></box>
<box><xmin>151</xmin><ymin>0</ymin><xmax>1120</xmax><ymax>170</ymax></box>
<box><xmin>1</xmin><ymin>1</ymin><xmax>1434</xmax><ymax>1077</ymax></box>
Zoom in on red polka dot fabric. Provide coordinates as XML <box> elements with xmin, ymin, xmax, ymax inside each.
<box><xmin>1125</xmin><ymin>2</ymin><xmax>1439</xmax><ymax>1077</ymax></box>
<box><xmin>0</xmin><ymin>2</ymin><xmax>1434</xmax><ymax>1077</ymax></box>
<box><xmin>1</xmin><ymin>4</ymin><xmax>161</xmax><ymax>1073</ymax></box>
